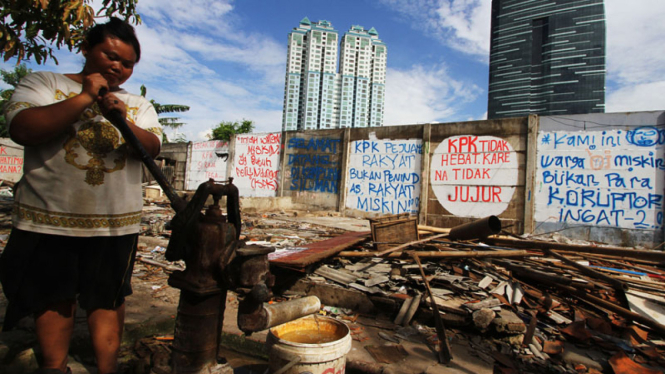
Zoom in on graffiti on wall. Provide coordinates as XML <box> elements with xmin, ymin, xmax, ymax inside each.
<box><xmin>534</xmin><ymin>128</ymin><xmax>665</xmax><ymax>229</ymax></box>
<box><xmin>0</xmin><ymin>142</ymin><xmax>24</xmax><ymax>183</ymax></box>
<box><xmin>185</xmin><ymin>140</ymin><xmax>229</xmax><ymax>190</ymax></box>
<box><xmin>430</xmin><ymin>135</ymin><xmax>518</xmax><ymax>217</ymax></box>
<box><xmin>347</xmin><ymin>137</ymin><xmax>422</xmax><ymax>214</ymax></box>
<box><xmin>287</xmin><ymin>137</ymin><xmax>341</xmax><ymax>193</ymax></box>
<box><xmin>233</xmin><ymin>133</ymin><xmax>281</xmax><ymax>197</ymax></box>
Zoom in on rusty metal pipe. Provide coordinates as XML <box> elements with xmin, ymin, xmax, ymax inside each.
<box><xmin>263</xmin><ymin>296</ymin><xmax>321</xmax><ymax>329</ymax></box>
<box><xmin>448</xmin><ymin>216</ymin><xmax>501</xmax><ymax>241</ymax></box>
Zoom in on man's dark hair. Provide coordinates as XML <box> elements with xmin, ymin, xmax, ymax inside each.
<box><xmin>85</xmin><ymin>17</ymin><xmax>141</xmax><ymax>62</ymax></box>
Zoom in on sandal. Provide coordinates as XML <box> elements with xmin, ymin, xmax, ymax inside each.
<box><xmin>34</xmin><ymin>367</ymin><xmax>72</xmax><ymax>374</ymax></box>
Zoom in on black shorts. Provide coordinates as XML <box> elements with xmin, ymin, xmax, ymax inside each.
<box><xmin>0</xmin><ymin>228</ymin><xmax>138</xmax><ymax>330</ymax></box>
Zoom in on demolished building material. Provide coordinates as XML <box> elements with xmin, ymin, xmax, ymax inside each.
<box><xmin>260</xmin><ymin>214</ymin><xmax>665</xmax><ymax>373</ymax></box>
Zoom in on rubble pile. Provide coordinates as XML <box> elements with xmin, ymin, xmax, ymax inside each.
<box><xmin>2</xmin><ymin>185</ymin><xmax>664</xmax><ymax>374</ymax></box>
<box><xmin>278</xmin><ymin>219</ymin><xmax>665</xmax><ymax>374</ymax></box>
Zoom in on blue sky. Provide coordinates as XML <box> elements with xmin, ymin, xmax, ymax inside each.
<box><xmin>2</xmin><ymin>0</ymin><xmax>664</xmax><ymax>141</ymax></box>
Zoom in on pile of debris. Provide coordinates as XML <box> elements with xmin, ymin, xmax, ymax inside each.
<box><xmin>262</xmin><ymin>214</ymin><xmax>665</xmax><ymax>374</ymax></box>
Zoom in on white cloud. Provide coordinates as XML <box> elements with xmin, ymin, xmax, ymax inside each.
<box><xmin>606</xmin><ymin>81</ymin><xmax>665</xmax><ymax>113</ymax></box>
<box><xmin>384</xmin><ymin>64</ymin><xmax>482</xmax><ymax>125</ymax></box>
<box><xmin>605</xmin><ymin>0</ymin><xmax>665</xmax><ymax>112</ymax></box>
<box><xmin>122</xmin><ymin>0</ymin><xmax>286</xmax><ymax>140</ymax></box>
<box><xmin>379</xmin><ymin>0</ymin><xmax>491</xmax><ymax>58</ymax></box>
<box><xmin>138</xmin><ymin>0</ymin><xmax>235</xmax><ymax>35</ymax></box>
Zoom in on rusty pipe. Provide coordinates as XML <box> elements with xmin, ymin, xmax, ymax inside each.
<box><xmin>171</xmin><ymin>291</ymin><xmax>226</xmax><ymax>374</ymax></box>
<box><xmin>238</xmin><ymin>296</ymin><xmax>321</xmax><ymax>334</ymax></box>
<box><xmin>448</xmin><ymin>216</ymin><xmax>501</xmax><ymax>241</ymax></box>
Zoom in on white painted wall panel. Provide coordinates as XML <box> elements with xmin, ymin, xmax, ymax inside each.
<box><xmin>232</xmin><ymin>133</ymin><xmax>281</xmax><ymax>197</ymax></box>
<box><xmin>346</xmin><ymin>137</ymin><xmax>422</xmax><ymax>215</ymax></box>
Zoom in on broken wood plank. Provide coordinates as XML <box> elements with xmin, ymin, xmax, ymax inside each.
<box><xmin>338</xmin><ymin>249</ymin><xmax>529</xmax><ymax>258</ymax></box>
<box><xmin>546</xmin><ymin>249</ymin><xmax>629</xmax><ymax>291</ymax></box>
<box><xmin>492</xmin><ymin>259</ymin><xmax>595</xmax><ymax>289</ymax></box>
<box><xmin>525</xmin><ymin>273</ymin><xmax>665</xmax><ymax>336</ymax></box>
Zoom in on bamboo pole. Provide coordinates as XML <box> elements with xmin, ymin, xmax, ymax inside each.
<box><xmin>486</xmin><ymin>237</ymin><xmax>665</xmax><ymax>262</ymax></box>
<box><xmin>375</xmin><ymin>233</ymin><xmax>449</xmax><ymax>257</ymax></box>
<box><xmin>417</xmin><ymin>225</ymin><xmax>450</xmax><ymax>234</ymax></box>
<box><xmin>338</xmin><ymin>250</ymin><xmax>530</xmax><ymax>258</ymax></box>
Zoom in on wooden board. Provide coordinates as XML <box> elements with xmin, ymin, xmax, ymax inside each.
<box><xmin>370</xmin><ymin>214</ymin><xmax>419</xmax><ymax>251</ymax></box>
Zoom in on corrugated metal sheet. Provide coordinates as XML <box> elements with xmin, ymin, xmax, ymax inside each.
<box><xmin>269</xmin><ymin>231</ymin><xmax>369</xmax><ymax>270</ymax></box>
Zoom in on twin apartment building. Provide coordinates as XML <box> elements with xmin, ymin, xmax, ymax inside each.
<box><xmin>282</xmin><ymin>17</ymin><xmax>387</xmax><ymax>131</ymax></box>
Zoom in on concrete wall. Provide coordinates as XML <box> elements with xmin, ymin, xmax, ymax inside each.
<box><xmin>425</xmin><ymin>117</ymin><xmax>529</xmax><ymax>232</ymax></box>
<box><xmin>185</xmin><ymin>140</ymin><xmax>229</xmax><ymax>190</ymax></box>
<box><xmin>280</xmin><ymin>130</ymin><xmax>344</xmax><ymax>210</ymax></box>
<box><xmin>533</xmin><ymin>111</ymin><xmax>665</xmax><ymax>247</ymax></box>
<box><xmin>230</xmin><ymin>133</ymin><xmax>281</xmax><ymax>197</ymax></box>
<box><xmin>170</xmin><ymin>111</ymin><xmax>665</xmax><ymax>247</ymax></box>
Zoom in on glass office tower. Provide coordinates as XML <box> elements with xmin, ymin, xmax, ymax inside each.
<box><xmin>488</xmin><ymin>0</ymin><xmax>606</xmax><ymax>118</ymax></box>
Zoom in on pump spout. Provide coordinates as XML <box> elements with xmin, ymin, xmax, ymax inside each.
<box><xmin>238</xmin><ymin>296</ymin><xmax>321</xmax><ymax>334</ymax></box>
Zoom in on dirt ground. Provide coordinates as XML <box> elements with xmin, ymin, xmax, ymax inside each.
<box><xmin>0</xmin><ymin>201</ymin><xmax>369</xmax><ymax>373</ymax></box>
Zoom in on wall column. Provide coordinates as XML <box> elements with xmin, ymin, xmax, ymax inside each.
<box><xmin>523</xmin><ymin>114</ymin><xmax>539</xmax><ymax>234</ymax></box>
<box><xmin>279</xmin><ymin>131</ymin><xmax>290</xmax><ymax>197</ymax></box>
<box><xmin>418</xmin><ymin>123</ymin><xmax>431</xmax><ymax>225</ymax></box>
<box><xmin>337</xmin><ymin>128</ymin><xmax>351</xmax><ymax>214</ymax></box>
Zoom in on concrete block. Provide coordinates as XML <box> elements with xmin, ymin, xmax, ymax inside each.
<box><xmin>473</xmin><ymin>309</ymin><xmax>496</xmax><ymax>330</ymax></box>
<box><xmin>492</xmin><ymin>310</ymin><xmax>526</xmax><ymax>334</ymax></box>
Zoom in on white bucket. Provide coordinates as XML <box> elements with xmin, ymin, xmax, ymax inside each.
<box><xmin>267</xmin><ymin>315</ymin><xmax>352</xmax><ymax>374</ymax></box>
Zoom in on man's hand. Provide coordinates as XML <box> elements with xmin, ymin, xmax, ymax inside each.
<box><xmin>98</xmin><ymin>92</ymin><xmax>127</xmax><ymax>121</ymax></box>
<box><xmin>81</xmin><ymin>73</ymin><xmax>109</xmax><ymax>103</ymax></box>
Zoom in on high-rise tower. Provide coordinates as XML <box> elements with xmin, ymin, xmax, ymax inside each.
<box><xmin>487</xmin><ymin>0</ymin><xmax>606</xmax><ymax>118</ymax></box>
<box><xmin>282</xmin><ymin>17</ymin><xmax>338</xmax><ymax>131</ymax></box>
<box><xmin>338</xmin><ymin>25</ymin><xmax>387</xmax><ymax>128</ymax></box>
<box><xmin>282</xmin><ymin>18</ymin><xmax>386</xmax><ymax>131</ymax></box>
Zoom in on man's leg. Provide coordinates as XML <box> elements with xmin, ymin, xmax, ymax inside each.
<box><xmin>35</xmin><ymin>301</ymin><xmax>76</xmax><ymax>372</ymax></box>
<box><xmin>87</xmin><ymin>304</ymin><xmax>125</xmax><ymax>374</ymax></box>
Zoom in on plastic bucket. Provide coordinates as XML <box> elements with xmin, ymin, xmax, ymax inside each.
<box><xmin>266</xmin><ymin>315</ymin><xmax>352</xmax><ymax>374</ymax></box>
